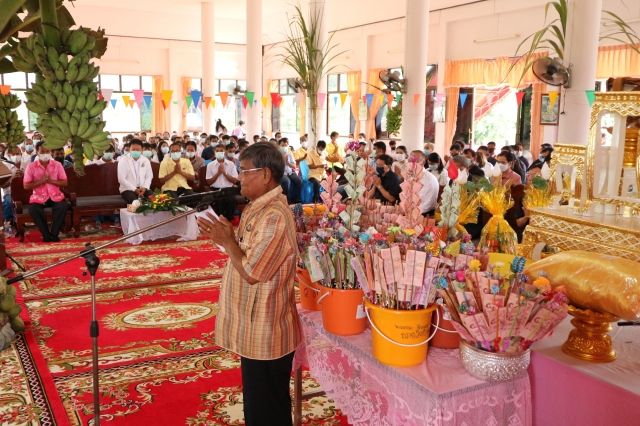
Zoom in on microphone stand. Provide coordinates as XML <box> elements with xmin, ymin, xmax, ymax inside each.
<box><xmin>7</xmin><ymin>198</ymin><xmax>216</xmax><ymax>426</ymax></box>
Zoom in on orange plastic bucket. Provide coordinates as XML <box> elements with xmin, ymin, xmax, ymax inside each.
<box><xmin>296</xmin><ymin>267</ymin><xmax>321</xmax><ymax>311</ymax></box>
<box><xmin>318</xmin><ymin>287</ymin><xmax>367</xmax><ymax>336</ymax></box>
<box><xmin>365</xmin><ymin>299</ymin><xmax>438</xmax><ymax>367</ymax></box>
<box><xmin>430</xmin><ymin>304</ymin><xmax>460</xmax><ymax>349</ymax></box>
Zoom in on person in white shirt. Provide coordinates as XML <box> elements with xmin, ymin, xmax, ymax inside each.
<box><xmin>410</xmin><ymin>150</ymin><xmax>439</xmax><ymax>216</ymax></box>
<box><xmin>392</xmin><ymin>145</ymin><xmax>409</xmax><ymax>178</ymax></box>
<box><xmin>117</xmin><ymin>139</ymin><xmax>153</xmax><ymax>204</ymax></box>
<box><xmin>205</xmin><ymin>145</ymin><xmax>239</xmax><ymax>219</ymax></box>
<box><xmin>426</xmin><ymin>152</ymin><xmax>450</xmax><ymax>186</ymax></box>
<box><xmin>231</xmin><ymin>120</ymin><xmax>246</xmax><ymax>138</ymax></box>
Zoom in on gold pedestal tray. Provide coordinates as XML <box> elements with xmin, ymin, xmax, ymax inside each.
<box><xmin>562</xmin><ymin>305</ymin><xmax>618</xmax><ymax>363</ymax></box>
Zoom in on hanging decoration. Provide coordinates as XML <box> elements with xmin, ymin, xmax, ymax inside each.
<box><xmin>339</xmin><ymin>92</ymin><xmax>348</xmax><ymax>107</ymax></box>
<box><xmin>220</xmin><ymin>91</ymin><xmax>229</xmax><ymax>107</ymax></box>
<box><xmin>204</xmin><ymin>96</ymin><xmax>212</xmax><ymax>108</ymax></box>
<box><xmin>191</xmin><ymin>89</ymin><xmax>202</xmax><ymax>109</ymax></box>
<box><xmin>161</xmin><ymin>90</ymin><xmax>173</xmax><ymax>109</ymax></box>
<box><xmin>245</xmin><ymin>91</ymin><xmax>255</xmax><ymax>106</ymax></box>
<box><xmin>332</xmin><ymin>95</ymin><xmax>338</xmax><ymax>107</ymax></box>
<box><xmin>516</xmin><ymin>91</ymin><xmax>525</xmax><ymax>106</ymax></box>
<box><xmin>585</xmin><ymin>90</ymin><xmax>596</xmax><ymax>107</ymax></box>
<box><xmin>211</xmin><ymin>98</ymin><xmax>216</xmax><ymax>108</ymax></box>
<box><xmin>186</xmin><ymin>95</ymin><xmax>193</xmax><ymax>109</ymax></box>
<box><xmin>0</xmin><ymin>86</ymin><xmax>10</xmax><ymax>95</ymax></box>
<box><xmin>132</xmin><ymin>89</ymin><xmax>144</xmax><ymax>108</ymax></box>
<box><xmin>413</xmin><ymin>93</ymin><xmax>420</xmax><ymax>106</ymax></box>
<box><xmin>261</xmin><ymin>96</ymin><xmax>269</xmax><ymax>108</ymax></box>
<box><xmin>100</xmin><ymin>89</ymin><xmax>113</xmax><ymax>104</ymax></box>
<box><xmin>122</xmin><ymin>95</ymin><xmax>132</xmax><ymax>108</ymax></box>
<box><xmin>241</xmin><ymin>95</ymin><xmax>249</xmax><ymax>109</ymax></box>
<box><xmin>317</xmin><ymin>92</ymin><xmax>326</xmax><ymax>108</ymax></box>
<box><xmin>387</xmin><ymin>93</ymin><xmax>394</xmax><ymax>106</ymax></box>
<box><xmin>110</xmin><ymin>99</ymin><xmax>117</xmax><ymax>108</ymax></box>
<box><xmin>548</xmin><ymin>91</ymin><xmax>559</xmax><ymax>111</ymax></box>
<box><xmin>143</xmin><ymin>95</ymin><xmax>152</xmax><ymax>109</ymax></box>
<box><xmin>365</xmin><ymin>93</ymin><xmax>374</xmax><ymax>109</ymax></box>
<box><xmin>459</xmin><ymin>92</ymin><xmax>468</xmax><ymax>108</ymax></box>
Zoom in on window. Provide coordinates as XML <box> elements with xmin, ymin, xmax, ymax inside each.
<box><xmin>271</xmin><ymin>79</ymin><xmax>299</xmax><ymax>134</ymax></box>
<box><xmin>98</xmin><ymin>74</ymin><xmax>153</xmax><ymax>133</ymax></box>
<box><xmin>327</xmin><ymin>73</ymin><xmax>351</xmax><ymax>136</ymax></box>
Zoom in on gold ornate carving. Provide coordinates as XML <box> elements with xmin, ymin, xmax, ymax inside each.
<box><xmin>549</xmin><ymin>144</ymin><xmax>586</xmax><ymax>198</ymax></box>
<box><xmin>562</xmin><ymin>305</ymin><xmax>618</xmax><ymax>363</ymax></box>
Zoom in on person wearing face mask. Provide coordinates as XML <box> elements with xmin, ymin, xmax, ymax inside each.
<box><xmin>157</xmin><ymin>141</ymin><xmax>170</xmax><ymax>162</ymax></box>
<box><xmin>1</xmin><ymin>146</ymin><xmax>23</xmax><ymax>234</ymax></box>
<box><xmin>139</xmin><ymin>143</ymin><xmax>156</xmax><ymax>163</ymax></box>
<box><xmin>185</xmin><ymin>141</ymin><xmax>205</xmax><ymax>174</ymax></box>
<box><xmin>452</xmin><ymin>155</ymin><xmax>470</xmax><ymax>184</ymax></box>
<box><xmin>206</xmin><ymin>145</ymin><xmax>239</xmax><ymax>220</ymax></box>
<box><xmin>392</xmin><ymin>145</ymin><xmax>409</xmax><ymax>178</ymax></box>
<box><xmin>226</xmin><ymin>142</ymin><xmax>240</xmax><ymax>173</ymax></box>
<box><xmin>159</xmin><ymin>143</ymin><xmax>195</xmax><ymax>197</ymax></box>
<box><xmin>306</xmin><ymin>140</ymin><xmax>326</xmax><ymax>202</ymax></box>
<box><xmin>22</xmin><ymin>143</ymin><xmax>69</xmax><ymax>242</ymax></box>
<box><xmin>495</xmin><ymin>151</ymin><xmax>523</xmax><ymax>187</ymax></box>
<box><xmin>528</xmin><ymin>146</ymin><xmax>553</xmax><ymax>171</ymax></box>
<box><xmin>325</xmin><ymin>131</ymin><xmax>345</xmax><ymax>168</ymax></box>
<box><xmin>445</xmin><ymin>142</ymin><xmax>463</xmax><ymax>180</ymax></box>
<box><xmin>410</xmin><ymin>150</ymin><xmax>439</xmax><ymax>216</ymax></box>
<box><xmin>51</xmin><ymin>148</ymin><xmax>73</xmax><ymax>168</ymax></box>
<box><xmin>487</xmin><ymin>141</ymin><xmax>497</xmax><ymax>159</ymax></box>
<box><xmin>366</xmin><ymin>154</ymin><xmax>401</xmax><ymax>204</ymax></box>
<box><xmin>426</xmin><ymin>152</ymin><xmax>449</xmax><ymax>186</ymax></box>
<box><xmin>95</xmin><ymin>146</ymin><xmax>117</xmax><ymax>165</ymax></box>
<box><xmin>117</xmin><ymin>139</ymin><xmax>154</xmax><ymax>204</ymax></box>
<box><xmin>293</xmin><ymin>136</ymin><xmax>309</xmax><ymax>164</ymax></box>
<box><xmin>358</xmin><ymin>133</ymin><xmax>367</xmax><ymax>144</ymax></box>
<box><xmin>21</xmin><ymin>139</ymin><xmax>35</xmax><ymax>169</ymax></box>
<box><xmin>423</xmin><ymin>142</ymin><xmax>435</xmax><ymax>158</ymax></box>
<box><xmin>278</xmin><ymin>138</ymin><xmax>301</xmax><ymax>204</ymax></box>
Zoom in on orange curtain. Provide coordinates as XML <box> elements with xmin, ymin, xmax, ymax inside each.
<box><xmin>347</xmin><ymin>71</ymin><xmax>361</xmax><ymax>135</ymax></box>
<box><xmin>180</xmin><ymin>77</ymin><xmax>191</xmax><ymax>133</ymax></box>
<box><xmin>444</xmin><ymin>87</ymin><xmax>460</xmax><ymax>152</ymax></box>
<box><xmin>596</xmin><ymin>44</ymin><xmax>640</xmax><ymax>78</ymax></box>
<box><xmin>366</xmin><ymin>68</ymin><xmax>384</xmax><ymax>139</ymax></box>
<box><xmin>529</xmin><ymin>82</ymin><xmax>544</xmax><ymax>157</ymax></box>
<box><xmin>445</xmin><ymin>54</ymin><xmax>546</xmax><ymax>88</ymax></box>
<box><xmin>152</xmin><ymin>76</ymin><xmax>166</xmax><ymax>134</ymax></box>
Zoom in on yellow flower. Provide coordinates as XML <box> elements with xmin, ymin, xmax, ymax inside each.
<box><xmin>469</xmin><ymin>259</ymin><xmax>481</xmax><ymax>272</ymax></box>
<box><xmin>533</xmin><ymin>277</ymin><xmax>551</xmax><ymax>290</ymax></box>
<box><xmin>403</xmin><ymin>228</ymin><xmax>416</xmax><ymax>236</ymax></box>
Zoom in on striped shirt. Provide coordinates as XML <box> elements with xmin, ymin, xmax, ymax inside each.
<box><xmin>215</xmin><ymin>185</ymin><xmax>302</xmax><ymax>360</ymax></box>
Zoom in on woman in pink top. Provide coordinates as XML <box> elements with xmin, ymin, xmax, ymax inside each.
<box><xmin>495</xmin><ymin>151</ymin><xmax>523</xmax><ymax>187</ymax></box>
<box><xmin>22</xmin><ymin>143</ymin><xmax>69</xmax><ymax>242</ymax></box>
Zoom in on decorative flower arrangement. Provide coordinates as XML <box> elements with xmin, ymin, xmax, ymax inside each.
<box><xmin>436</xmin><ymin>255</ymin><xmax>568</xmax><ymax>354</ymax></box>
<box><xmin>436</xmin><ymin>183</ymin><xmax>480</xmax><ymax>239</ymax></box>
<box><xmin>396</xmin><ymin>161</ymin><xmax>425</xmax><ymax>235</ymax></box>
<box><xmin>477</xmin><ymin>183</ymin><xmax>517</xmax><ymax>254</ymax></box>
<box><xmin>339</xmin><ymin>154</ymin><xmax>367</xmax><ymax>231</ymax></box>
<box><xmin>135</xmin><ymin>190</ymin><xmax>188</xmax><ymax>215</ymax></box>
<box><xmin>319</xmin><ymin>173</ymin><xmax>342</xmax><ymax>214</ymax></box>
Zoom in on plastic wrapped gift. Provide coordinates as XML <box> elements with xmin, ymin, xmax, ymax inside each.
<box><xmin>478</xmin><ymin>185</ymin><xmax>517</xmax><ymax>254</ymax></box>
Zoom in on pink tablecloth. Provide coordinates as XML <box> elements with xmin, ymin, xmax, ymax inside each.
<box><xmin>296</xmin><ymin>309</ymin><xmax>532</xmax><ymax>426</ymax></box>
<box><xmin>530</xmin><ymin>318</ymin><xmax>640</xmax><ymax>426</ymax></box>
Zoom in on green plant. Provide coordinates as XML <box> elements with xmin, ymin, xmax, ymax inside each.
<box><xmin>386</xmin><ymin>100</ymin><xmax>402</xmax><ymax>136</ymax></box>
<box><xmin>135</xmin><ymin>190</ymin><xmax>188</xmax><ymax>216</ymax></box>
<box><xmin>0</xmin><ymin>92</ymin><xmax>25</xmax><ymax>149</ymax></box>
<box><xmin>279</xmin><ymin>5</ymin><xmax>346</xmax><ymax>144</ymax></box>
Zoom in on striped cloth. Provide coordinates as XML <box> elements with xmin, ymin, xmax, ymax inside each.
<box><xmin>215</xmin><ymin>186</ymin><xmax>302</xmax><ymax>360</ymax></box>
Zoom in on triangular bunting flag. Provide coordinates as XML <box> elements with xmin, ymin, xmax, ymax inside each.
<box><xmin>129</xmin><ymin>99</ymin><xmax>136</xmax><ymax>108</ymax></box>
<box><xmin>132</xmin><ymin>89</ymin><xmax>144</xmax><ymax>108</ymax></box>
<box><xmin>270</xmin><ymin>92</ymin><xmax>279</xmax><ymax>106</ymax></box>
<box><xmin>220</xmin><ymin>91</ymin><xmax>229</xmax><ymax>107</ymax></box>
<box><xmin>548</xmin><ymin>91</ymin><xmax>559</xmax><ymax>110</ymax></box>
<box><xmin>317</xmin><ymin>92</ymin><xmax>326</xmax><ymax>108</ymax></box>
<box><xmin>516</xmin><ymin>91</ymin><xmax>525</xmax><ymax>106</ymax></box>
<box><xmin>459</xmin><ymin>93</ymin><xmax>468</xmax><ymax>108</ymax></box>
<box><xmin>191</xmin><ymin>90</ymin><xmax>202</xmax><ymax>109</ymax></box>
<box><xmin>413</xmin><ymin>93</ymin><xmax>420</xmax><ymax>106</ymax></box>
<box><xmin>0</xmin><ymin>85</ymin><xmax>10</xmax><ymax>95</ymax></box>
<box><xmin>365</xmin><ymin>93</ymin><xmax>373</xmax><ymax>109</ymax></box>
<box><xmin>204</xmin><ymin>96</ymin><xmax>212</xmax><ymax>108</ymax></box>
<box><xmin>332</xmin><ymin>95</ymin><xmax>338</xmax><ymax>107</ymax></box>
<box><xmin>378</xmin><ymin>94</ymin><xmax>384</xmax><ymax>104</ymax></box>
<box><xmin>110</xmin><ymin>98</ymin><xmax>118</xmax><ymax>108</ymax></box>
<box><xmin>339</xmin><ymin>93</ymin><xmax>348</xmax><ymax>107</ymax></box>
<box><xmin>101</xmin><ymin>89</ymin><xmax>113</xmax><ymax>103</ymax></box>
<box><xmin>387</xmin><ymin>93</ymin><xmax>394</xmax><ymax>106</ymax></box>
<box><xmin>585</xmin><ymin>90</ymin><xmax>596</xmax><ymax>107</ymax></box>
<box><xmin>143</xmin><ymin>94</ymin><xmax>152</xmax><ymax>109</ymax></box>
<box><xmin>122</xmin><ymin>95</ymin><xmax>132</xmax><ymax>108</ymax></box>
<box><xmin>261</xmin><ymin>96</ymin><xmax>269</xmax><ymax>108</ymax></box>
<box><xmin>245</xmin><ymin>91</ymin><xmax>255</xmax><ymax>106</ymax></box>
<box><xmin>186</xmin><ymin>95</ymin><xmax>193</xmax><ymax>109</ymax></box>
<box><xmin>242</xmin><ymin>95</ymin><xmax>248</xmax><ymax>109</ymax></box>
<box><xmin>211</xmin><ymin>98</ymin><xmax>216</xmax><ymax>108</ymax></box>
<box><xmin>395</xmin><ymin>93</ymin><xmax>402</xmax><ymax>104</ymax></box>
<box><xmin>161</xmin><ymin>90</ymin><xmax>173</xmax><ymax>110</ymax></box>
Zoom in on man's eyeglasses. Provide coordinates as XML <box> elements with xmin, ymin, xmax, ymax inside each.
<box><xmin>239</xmin><ymin>167</ymin><xmax>264</xmax><ymax>177</ymax></box>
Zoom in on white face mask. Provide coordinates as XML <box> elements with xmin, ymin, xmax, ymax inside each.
<box><xmin>499</xmin><ymin>163</ymin><xmax>509</xmax><ymax>172</ymax></box>
<box><xmin>396</xmin><ymin>153</ymin><xmax>407</xmax><ymax>161</ymax></box>
<box><xmin>170</xmin><ymin>152</ymin><xmax>182</xmax><ymax>161</ymax></box>
<box><xmin>186</xmin><ymin>151</ymin><xmax>196</xmax><ymax>158</ymax></box>
<box><xmin>143</xmin><ymin>150</ymin><xmax>153</xmax><ymax>158</ymax></box>
<box><xmin>215</xmin><ymin>152</ymin><xmax>225</xmax><ymax>161</ymax></box>
<box><xmin>301</xmin><ymin>142</ymin><xmax>307</xmax><ymax>149</ymax></box>
<box><xmin>25</xmin><ymin>144</ymin><xmax>35</xmax><ymax>152</ymax></box>
<box><xmin>428</xmin><ymin>164</ymin><xmax>438</xmax><ymax>171</ymax></box>
<box><xmin>12</xmin><ymin>155</ymin><xmax>20</xmax><ymax>164</ymax></box>
<box><xmin>102</xmin><ymin>152</ymin><xmax>114</xmax><ymax>161</ymax></box>
<box><xmin>39</xmin><ymin>153</ymin><xmax>51</xmax><ymax>162</ymax></box>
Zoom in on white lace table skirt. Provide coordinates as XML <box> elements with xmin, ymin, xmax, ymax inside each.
<box><xmin>119</xmin><ymin>208</ymin><xmax>198</xmax><ymax>245</ymax></box>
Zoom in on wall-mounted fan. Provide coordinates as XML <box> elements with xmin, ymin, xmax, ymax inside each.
<box><xmin>532</xmin><ymin>57</ymin><xmax>571</xmax><ymax>88</ymax></box>
<box><xmin>379</xmin><ymin>69</ymin><xmax>406</xmax><ymax>93</ymax></box>
<box><xmin>287</xmin><ymin>78</ymin><xmax>305</xmax><ymax>93</ymax></box>
<box><xmin>230</xmin><ymin>85</ymin><xmax>245</xmax><ymax>96</ymax></box>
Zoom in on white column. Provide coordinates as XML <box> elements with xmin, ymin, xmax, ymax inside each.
<box><xmin>434</xmin><ymin>18</ymin><xmax>447</xmax><ymax>155</ymax></box>
<box><xmin>201</xmin><ymin>1</ymin><xmax>216</xmax><ymax>134</ymax></box>
<box><xmin>246</xmin><ymin>0</ymin><xmax>262</xmax><ymax>138</ymax></box>
<box><xmin>401</xmin><ymin>0</ymin><xmax>430</xmax><ymax>152</ymax></box>
<box><xmin>309</xmin><ymin>0</ymin><xmax>328</xmax><ymax>141</ymax></box>
<box><xmin>557</xmin><ymin>0</ymin><xmax>602</xmax><ymax>145</ymax></box>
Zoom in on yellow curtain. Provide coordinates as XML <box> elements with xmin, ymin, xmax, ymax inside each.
<box><xmin>180</xmin><ymin>77</ymin><xmax>191</xmax><ymax>133</ymax></box>
<box><xmin>152</xmin><ymin>76</ymin><xmax>166</xmax><ymax>134</ymax></box>
<box><xmin>366</xmin><ymin>68</ymin><xmax>384</xmax><ymax>139</ymax></box>
<box><xmin>596</xmin><ymin>44</ymin><xmax>640</xmax><ymax>78</ymax></box>
<box><xmin>529</xmin><ymin>82</ymin><xmax>544</xmax><ymax>157</ymax></box>
<box><xmin>445</xmin><ymin>54</ymin><xmax>546</xmax><ymax>88</ymax></box>
<box><xmin>347</xmin><ymin>71</ymin><xmax>361</xmax><ymax>135</ymax></box>
<box><xmin>445</xmin><ymin>87</ymin><xmax>460</xmax><ymax>152</ymax></box>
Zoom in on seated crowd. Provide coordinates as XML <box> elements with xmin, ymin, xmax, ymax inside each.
<box><xmin>1</xmin><ymin>127</ymin><xmax>550</xmax><ymax>243</ymax></box>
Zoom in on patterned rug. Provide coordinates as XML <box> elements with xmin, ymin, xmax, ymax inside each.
<box><xmin>2</xmin><ymin>230</ymin><xmax>350</xmax><ymax>425</ymax></box>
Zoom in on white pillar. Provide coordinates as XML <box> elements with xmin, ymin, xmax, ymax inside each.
<box><xmin>401</xmin><ymin>0</ymin><xmax>430</xmax><ymax>152</ymax></box>
<box><xmin>309</xmin><ymin>0</ymin><xmax>328</xmax><ymax>142</ymax></box>
<box><xmin>434</xmin><ymin>18</ymin><xmax>447</xmax><ymax>156</ymax></box>
<box><xmin>201</xmin><ymin>1</ymin><xmax>216</xmax><ymax>134</ymax></box>
<box><xmin>557</xmin><ymin>0</ymin><xmax>602</xmax><ymax>146</ymax></box>
<box><xmin>246</xmin><ymin>0</ymin><xmax>262</xmax><ymax>138</ymax></box>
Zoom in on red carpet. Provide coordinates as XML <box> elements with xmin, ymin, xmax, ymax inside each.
<box><xmin>2</xmin><ymin>229</ymin><xmax>350</xmax><ymax>425</ymax></box>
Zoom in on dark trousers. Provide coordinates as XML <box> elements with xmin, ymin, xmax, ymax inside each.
<box><xmin>309</xmin><ymin>178</ymin><xmax>321</xmax><ymax>203</ymax></box>
<box><xmin>240</xmin><ymin>351</ymin><xmax>294</xmax><ymax>426</ymax></box>
<box><xmin>281</xmin><ymin>173</ymin><xmax>302</xmax><ymax>204</ymax></box>
<box><xmin>29</xmin><ymin>199</ymin><xmax>68</xmax><ymax>239</ymax></box>
<box><xmin>211</xmin><ymin>187</ymin><xmax>236</xmax><ymax>220</ymax></box>
<box><xmin>121</xmin><ymin>189</ymin><xmax>152</xmax><ymax>204</ymax></box>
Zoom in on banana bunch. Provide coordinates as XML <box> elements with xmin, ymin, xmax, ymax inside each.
<box><xmin>0</xmin><ymin>279</ymin><xmax>24</xmax><ymax>333</ymax></box>
<box><xmin>12</xmin><ymin>27</ymin><xmax>109</xmax><ymax>172</ymax></box>
<box><xmin>0</xmin><ymin>93</ymin><xmax>26</xmax><ymax>149</ymax></box>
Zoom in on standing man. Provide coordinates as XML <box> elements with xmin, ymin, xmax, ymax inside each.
<box><xmin>158</xmin><ymin>143</ymin><xmax>195</xmax><ymax>197</ymax></box>
<box><xmin>117</xmin><ymin>139</ymin><xmax>153</xmax><ymax>204</ymax></box>
<box><xmin>232</xmin><ymin>120</ymin><xmax>246</xmax><ymax>138</ymax></box>
<box><xmin>197</xmin><ymin>143</ymin><xmax>301</xmax><ymax>426</ymax></box>
<box><xmin>22</xmin><ymin>142</ymin><xmax>69</xmax><ymax>242</ymax></box>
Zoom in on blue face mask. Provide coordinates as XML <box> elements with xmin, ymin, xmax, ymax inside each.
<box><xmin>376</xmin><ymin>166</ymin><xmax>385</xmax><ymax>176</ymax></box>
<box><xmin>161</xmin><ymin>146</ymin><xmax>170</xmax><ymax>154</ymax></box>
<box><xmin>424</xmin><ymin>149</ymin><xmax>431</xmax><ymax>157</ymax></box>
<box><xmin>130</xmin><ymin>151</ymin><xmax>141</xmax><ymax>159</ymax></box>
